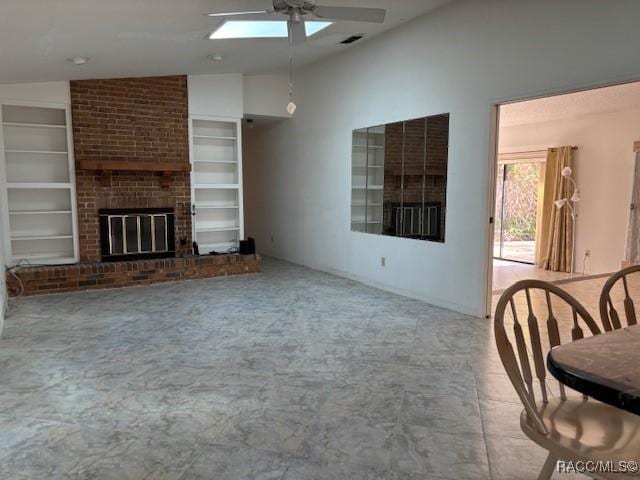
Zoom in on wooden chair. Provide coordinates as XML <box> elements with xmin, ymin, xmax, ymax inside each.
<box><xmin>599</xmin><ymin>265</ymin><xmax>640</xmax><ymax>332</ymax></box>
<box><xmin>495</xmin><ymin>279</ymin><xmax>640</xmax><ymax>480</ymax></box>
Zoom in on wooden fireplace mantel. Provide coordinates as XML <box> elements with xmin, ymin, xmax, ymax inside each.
<box><xmin>78</xmin><ymin>160</ymin><xmax>191</xmax><ymax>188</ymax></box>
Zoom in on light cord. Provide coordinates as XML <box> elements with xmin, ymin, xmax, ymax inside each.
<box><xmin>288</xmin><ymin>19</ymin><xmax>294</xmax><ymax>102</ymax></box>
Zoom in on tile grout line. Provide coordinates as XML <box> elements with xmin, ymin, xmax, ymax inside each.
<box><xmin>473</xmin><ymin>369</ymin><xmax>495</xmax><ymax>480</ymax></box>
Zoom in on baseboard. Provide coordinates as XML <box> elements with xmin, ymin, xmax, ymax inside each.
<box><xmin>263</xmin><ymin>253</ymin><xmax>485</xmax><ymax>319</ymax></box>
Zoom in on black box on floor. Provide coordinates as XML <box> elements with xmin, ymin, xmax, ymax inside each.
<box><xmin>239</xmin><ymin>237</ymin><xmax>256</xmax><ymax>255</ymax></box>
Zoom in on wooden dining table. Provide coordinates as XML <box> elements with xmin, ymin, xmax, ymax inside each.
<box><xmin>547</xmin><ymin>324</ymin><xmax>640</xmax><ymax>415</ymax></box>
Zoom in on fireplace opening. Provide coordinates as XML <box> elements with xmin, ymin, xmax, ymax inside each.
<box><xmin>99</xmin><ymin>208</ymin><xmax>175</xmax><ymax>262</ymax></box>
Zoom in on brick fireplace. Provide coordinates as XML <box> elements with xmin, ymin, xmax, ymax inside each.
<box><xmin>71</xmin><ymin>75</ymin><xmax>192</xmax><ymax>261</ymax></box>
<box><xmin>6</xmin><ymin>75</ymin><xmax>260</xmax><ymax>297</ymax></box>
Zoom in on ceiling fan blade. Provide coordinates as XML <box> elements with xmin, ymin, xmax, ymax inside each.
<box><xmin>289</xmin><ymin>20</ymin><xmax>307</xmax><ymax>45</ymax></box>
<box><xmin>207</xmin><ymin>10</ymin><xmax>271</xmax><ymax>17</ymax></box>
<box><xmin>312</xmin><ymin>6</ymin><xmax>386</xmax><ymax>23</ymax></box>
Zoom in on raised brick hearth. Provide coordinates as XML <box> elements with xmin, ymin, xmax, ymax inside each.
<box><xmin>7</xmin><ymin>254</ymin><xmax>261</xmax><ymax>297</ymax></box>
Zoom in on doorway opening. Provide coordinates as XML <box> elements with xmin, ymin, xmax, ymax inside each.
<box><xmin>490</xmin><ymin>81</ymin><xmax>640</xmax><ymax>295</ymax></box>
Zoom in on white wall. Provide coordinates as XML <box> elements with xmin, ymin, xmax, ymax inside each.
<box><xmin>0</xmin><ymin>81</ymin><xmax>70</xmax><ymax>104</ymax></box>
<box><xmin>244</xmin><ymin>74</ymin><xmax>291</xmax><ymax>119</ymax></box>
<box><xmin>188</xmin><ymin>74</ymin><xmax>244</xmax><ymax>119</ymax></box>
<box><xmin>188</xmin><ymin>73</ymin><xmax>293</xmax><ymax>120</ymax></box>
<box><xmin>499</xmin><ymin>107</ymin><xmax>640</xmax><ymax>275</ymax></box>
<box><xmin>243</xmin><ymin>0</ymin><xmax>640</xmax><ymax>317</ymax></box>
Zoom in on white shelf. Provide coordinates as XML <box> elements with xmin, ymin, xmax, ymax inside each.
<box><xmin>351</xmin><ymin>127</ymin><xmax>385</xmax><ymax>233</ymax></box>
<box><xmin>190</xmin><ymin>116</ymin><xmax>243</xmax><ymax>248</ymax></box>
<box><xmin>193</xmin><ymin>135</ymin><xmax>237</xmax><ymax>140</ymax></box>
<box><xmin>11</xmin><ymin>235</ymin><xmax>73</xmax><ymax>241</ymax></box>
<box><xmin>194</xmin><ymin>183</ymin><xmax>240</xmax><ymax>189</ymax></box>
<box><xmin>195</xmin><ymin>205</ymin><xmax>240</xmax><ymax>210</ymax></box>
<box><xmin>1</xmin><ymin>103</ymin><xmax>79</xmax><ymax>267</ymax></box>
<box><xmin>4</xmin><ymin>150</ymin><xmax>68</xmax><ymax>155</ymax></box>
<box><xmin>3</xmin><ymin>122</ymin><xmax>66</xmax><ymax>129</ymax></box>
<box><xmin>12</xmin><ymin>253</ymin><xmax>75</xmax><ymax>263</ymax></box>
<box><xmin>194</xmin><ymin>159</ymin><xmax>238</xmax><ymax>164</ymax></box>
<box><xmin>196</xmin><ymin>226</ymin><xmax>240</xmax><ymax>233</ymax></box>
<box><xmin>7</xmin><ymin>182</ymin><xmax>72</xmax><ymax>189</ymax></box>
<box><xmin>198</xmin><ymin>242</ymin><xmax>238</xmax><ymax>251</ymax></box>
<box><xmin>9</xmin><ymin>210</ymin><xmax>72</xmax><ymax>215</ymax></box>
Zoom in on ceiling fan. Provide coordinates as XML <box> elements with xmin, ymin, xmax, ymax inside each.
<box><xmin>208</xmin><ymin>1</ymin><xmax>386</xmax><ymax>115</ymax></box>
<box><xmin>207</xmin><ymin>0</ymin><xmax>387</xmax><ymax>45</ymax></box>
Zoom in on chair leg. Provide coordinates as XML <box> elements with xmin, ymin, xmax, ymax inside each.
<box><xmin>537</xmin><ymin>453</ymin><xmax>558</xmax><ymax>480</ymax></box>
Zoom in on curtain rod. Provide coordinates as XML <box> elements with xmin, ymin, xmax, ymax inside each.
<box><xmin>499</xmin><ymin>146</ymin><xmax>578</xmax><ymax>156</ymax></box>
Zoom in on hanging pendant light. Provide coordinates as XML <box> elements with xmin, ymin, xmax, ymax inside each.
<box><xmin>286</xmin><ymin>17</ymin><xmax>297</xmax><ymax>115</ymax></box>
<box><xmin>286</xmin><ymin>100</ymin><xmax>297</xmax><ymax>115</ymax></box>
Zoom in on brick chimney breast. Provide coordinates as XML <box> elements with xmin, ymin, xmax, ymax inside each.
<box><xmin>70</xmin><ymin>76</ymin><xmax>191</xmax><ymax>261</ymax></box>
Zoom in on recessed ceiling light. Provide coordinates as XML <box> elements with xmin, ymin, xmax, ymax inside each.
<box><xmin>207</xmin><ymin>54</ymin><xmax>224</xmax><ymax>61</ymax></box>
<box><xmin>67</xmin><ymin>56</ymin><xmax>88</xmax><ymax>65</ymax></box>
<box><xmin>209</xmin><ymin>20</ymin><xmax>332</xmax><ymax>40</ymax></box>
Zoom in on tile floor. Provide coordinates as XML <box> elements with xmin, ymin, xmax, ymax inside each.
<box><xmin>0</xmin><ymin>258</ymin><xmax>597</xmax><ymax>479</ymax></box>
<box><xmin>492</xmin><ymin>259</ymin><xmax>584</xmax><ymax>293</ymax></box>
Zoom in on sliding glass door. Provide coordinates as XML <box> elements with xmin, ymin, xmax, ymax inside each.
<box><xmin>494</xmin><ymin>161</ymin><xmax>544</xmax><ymax>264</ymax></box>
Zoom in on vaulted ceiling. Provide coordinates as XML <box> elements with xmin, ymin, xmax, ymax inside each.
<box><xmin>0</xmin><ymin>0</ymin><xmax>451</xmax><ymax>83</ymax></box>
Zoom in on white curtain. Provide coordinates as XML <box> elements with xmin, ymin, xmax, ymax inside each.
<box><xmin>625</xmin><ymin>153</ymin><xmax>640</xmax><ymax>265</ymax></box>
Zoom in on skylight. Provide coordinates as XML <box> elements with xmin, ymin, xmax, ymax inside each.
<box><xmin>209</xmin><ymin>20</ymin><xmax>332</xmax><ymax>40</ymax></box>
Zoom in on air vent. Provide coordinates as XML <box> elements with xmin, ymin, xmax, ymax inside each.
<box><xmin>340</xmin><ymin>34</ymin><xmax>365</xmax><ymax>45</ymax></box>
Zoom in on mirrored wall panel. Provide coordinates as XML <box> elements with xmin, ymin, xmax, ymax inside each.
<box><xmin>351</xmin><ymin>114</ymin><xmax>449</xmax><ymax>242</ymax></box>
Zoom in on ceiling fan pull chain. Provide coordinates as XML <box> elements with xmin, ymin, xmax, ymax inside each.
<box><xmin>287</xmin><ymin>18</ymin><xmax>297</xmax><ymax>115</ymax></box>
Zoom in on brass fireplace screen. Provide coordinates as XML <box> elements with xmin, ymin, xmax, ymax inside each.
<box><xmin>99</xmin><ymin>208</ymin><xmax>175</xmax><ymax>261</ymax></box>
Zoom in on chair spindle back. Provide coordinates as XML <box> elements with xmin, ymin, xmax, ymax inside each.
<box><xmin>599</xmin><ymin>265</ymin><xmax>640</xmax><ymax>331</ymax></box>
<box><xmin>494</xmin><ymin>280</ymin><xmax>601</xmax><ymax>435</ymax></box>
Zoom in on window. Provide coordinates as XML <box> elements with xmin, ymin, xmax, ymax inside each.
<box><xmin>209</xmin><ymin>20</ymin><xmax>332</xmax><ymax>39</ymax></box>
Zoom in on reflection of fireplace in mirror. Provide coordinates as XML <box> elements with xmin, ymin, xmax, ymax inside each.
<box><xmin>99</xmin><ymin>208</ymin><xmax>175</xmax><ymax>262</ymax></box>
<box><xmin>387</xmin><ymin>202</ymin><xmax>442</xmax><ymax>240</ymax></box>
<box><xmin>350</xmin><ymin>113</ymin><xmax>449</xmax><ymax>243</ymax></box>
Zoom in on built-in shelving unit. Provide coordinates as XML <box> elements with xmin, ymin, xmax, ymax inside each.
<box><xmin>189</xmin><ymin>116</ymin><xmax>244</xmax><ymax>254</ymax></box>
<box><xmin>0</xmin><ymin>103</ymin><xmax>79</xmax><ymax>265</ymax></box>
<box><xmin>351</xmin><ymin>125</ymin><xmax>385</xmax><ymax>234</ymax></box>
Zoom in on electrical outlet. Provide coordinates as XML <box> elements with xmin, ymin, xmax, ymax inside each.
<box><xmin>381</xmin><ymin>257</ymin><xmax>386</xmax><ymax>267</ymax></box>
